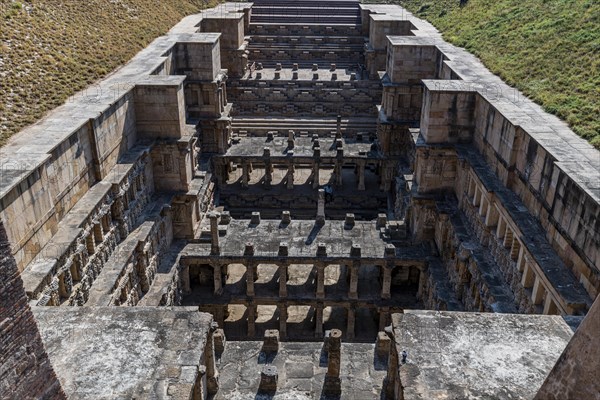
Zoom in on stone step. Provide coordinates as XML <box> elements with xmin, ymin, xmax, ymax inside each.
<box><xmin>231</xmin><ymin>117</ymin><xmax>377</xmax><ymax>136</ymax></box>
<box><xmin>249</xmin><ymin>35</ymin><xmax>366</xmax><ymax>45</ymax></box>
<box><xmin>248</xmin><ymin>23</ymin><xmax>363</xmax><ymax>37</ymax></box>
<box><xmin>251</xmin><ymin>14</ymin><xmax>361</xmax><ymax>25</ymax></box>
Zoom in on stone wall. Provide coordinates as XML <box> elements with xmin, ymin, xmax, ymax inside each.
<box><xmin>370</xmin><ymin>3</ymin><xmax>600</xmax><ymax>302</ymax></box>
<box><xmin>0</xmin><ymin>30</ymin><xmax>224</xmax><ymax>273</ymax></box>
<box><xmin>534</xmin><ymin>294</ymin><xmax>600</xmax><ymax>400</ymax></box>
<box><xmin>0</xmin><ymin>220</ymin><xmax>65</xmax><ymax>399</ymax></box>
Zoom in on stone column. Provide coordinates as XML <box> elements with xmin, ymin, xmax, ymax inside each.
<box><xmin>347</xmin><ymin>307</ymin><xmax>355</xmax><ymax>340</ymax></box>
<box><xmin>286</xmin><ymin>163</ymin><xmax>295</xmax><ymax>189</ymax></box>
<box><xmin>357</xmin><ymin>161</ymin><xmax>366</xmax><ymax>191</ymax></box>
<box><xmin>324</xmin><ymin>329</ymin><xmax>342</xmax><ymax>396</ymax></box>
<box><xmin>379</xmin><ymin>307</ymin><xmax>389</xmax><ymax>332</ymax></box>
<box><xmin>209</xmin><ymin>212</ymin><xmax>220</xmax><ymax>255</ymax></box>
<box><xmin>317</xmin><ymin>189</ymin><xmax>325</xmax><ymax>225</ymax></box>
<box><xmin>315</xmin><ymin>303</ymin><xmax>324</xmax><ymax>337</ymax></box>
<box><xmin>263</xmin><ymin>148</ymin><xmax>273</xmax><ymax>188</ymax></box>
<box><xmin>349</xmin><ymin>262</ymin><xmax>359</xmax><ymax>299</ymax></box>
<box><xmin>206</xmin><ymin>322</ymin><xmax>220</xmax><ymax>395</ymax></box>
<box><xmin>214</xmin><ymin>161</ymin><xmax>226</xmax><ymax>185</ymax></box>
<box><xmin>85</xmin><ymin>232</ymin><xmax>96</xmax><ymax>255</ymax></box>
<box><xmin>247</xmin><ymin>303</ymin><xmax>256</xmax><ymax>337</ymax></box>
<box><xmin>246</xmin><ymin>263</ymin><xmax>256</xmax><ymax>297</ymax></box>
<box><xmin>382</xmin><ymin>266</ymin><xmax>392</xmax><ymax>299</ymax></box>
<box><xmin>241</xmin><ymin>161</ymin><xmax>250</xmax><ymax>188</ymax></box>
<box><xmin>380</xmin><ymin>163</ymin><xmax>393</xmax><ymax>191</ymax></box>
<box><xmin>312</xmin><ymin>161</ymin><xmax>320</xmax><ymax>189</ymax></box>
<box><xmin>213</xmin><ymin>264</ymin><xmax>223</xmax><ymax>295</ymax></box>
<box><xmin>279</xmin><ymin>303</ymin><xmax>287</xmax><ymax>338</ymax></box>
<box><xmin>181</xmin><ymin>262</ymin><xmax>191</xmax><ymax>294</ymax></box>
<box><xmin>279</xmin><ymin>264</ymin><xmax>288</xmax><ymax>297</ymax></box>
<box><xmin>316</xmin><ymin>263</ymin><xmax>326</xmax><ymax>299</ymax></box>
<box><xmin>334</xmin><ymin>159</ymin><xmax>343</xmax><ymax>186</ymax></box>
<box><xmin>214</xmin><ymin>305</ymin><xmax>226</xmax><ymax>328</ymax></box>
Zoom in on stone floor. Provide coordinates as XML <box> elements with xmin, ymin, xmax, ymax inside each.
<box><xmin>392</xmin><ymin>310</ymin><xmax>578</xmax><ymax>400</ymax></box>
<box><xmin>33</xmin><ymin>307</ymin><xmax>213</xmax><ymax>400</ymax></box>
<box><xmin>215</xmin><ymin>341</ymin><xmax>387</xmax><ymax>400</ymax></box>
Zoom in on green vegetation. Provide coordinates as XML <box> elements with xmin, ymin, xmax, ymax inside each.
<box><xmin>0</xmin><ymin>0</ymin><xmax>222</xmax><ymax>146</ymax></box>
<box><xmin>364</xmin><ymin>0</ymin><xmax>600</xmax><ymax>147</ymax></box>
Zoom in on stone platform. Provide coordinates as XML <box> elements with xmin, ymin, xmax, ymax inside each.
<box><xmin>33</xmin><ymin>307</ymin><xmax>214</xmax><ymax>399</ymax></box>
<box><xmin>389</xmin><ymin>310</ymin><xmax>575</xmax><ymax>400</ymax></box>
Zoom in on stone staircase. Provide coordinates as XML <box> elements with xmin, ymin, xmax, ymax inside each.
<box><xmin>230</xmin><ymin>116</ymin><xmax>378</xmax><ymax>137</ymax></box>
<box><xmin>225</xmin><ymin>0</ymin><xmax>378</xmax><ymax>137</ymax></box>
<box><xmin>250</xmin><ymin>0</ymin><xmax>361</xmax><ymax>25</ymax></box>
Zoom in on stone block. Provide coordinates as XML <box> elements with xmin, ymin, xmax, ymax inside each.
<box><xmin>317</xmin><ymin>243</ymin><xmax>327</xmax><ymax>257</ymax></box>
<box><xmin>259</xmin><ymin>365</ymin><xmax>278</xmax><ymax>393</ymax></box>
<box><xmin>350</xmin><ymin>243</ymin><xmax>361</xmax><ymax>257</ymax></box>
<box><xmin>244</xmin><ymin>242</ymin><xmax>255</xmax><ymax>256</ymax></box>
<box><xmin>262</xmin><ymin>329</ymin><xmax>280</xmax><ymax>353</ymax></box>
<box><xmin>278</xmin><ymin>242</ymin><xmax>289</xmax><ymax>257</ymax></box>
<box><xmin>214</xmin><ymin>329</ymin><xmax>226</xmax><ymax>354</ymax></box>
<box><xmin>376</xmin><ymin>331</ymin><xmax>391</xmax><ymax>356</ymax></box>
<box><xmin>345</xmin><ymin>213</ymin><xmax>356</xmax><ymax>227</ymax></box>
<box><xmin>282</xmin><ymin>211</ymin><xmax>291</xmax><ymax>224</ymax></box>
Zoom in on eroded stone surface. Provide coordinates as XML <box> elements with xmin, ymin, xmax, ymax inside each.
<box><xmin>33</xmin><ymin>307</ymin><xmax>213</xmax><ymax>399</ymax></box>
<box><xmin>390</xmin><ymin>311</ymin><xmax>574</xmax><ymax>400</ymax></box>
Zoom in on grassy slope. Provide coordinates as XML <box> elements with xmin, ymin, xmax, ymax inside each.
<box><xmin>0</xmin><ymin>0</ymin><xmax>222</xmax><ymax>146</ymax></box>
<box><xmin>365</xmin><ymin>0</ymin><xmax>600</xmax><ymax>147</ymax></box>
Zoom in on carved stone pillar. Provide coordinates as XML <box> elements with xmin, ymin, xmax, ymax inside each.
<box><xmin>246</xmin><ymin>263</ymin><xmax>256</xmax><ymax>297</ymax></box>
<box><xmin>278</xmin><ymin>264</ymin><xmax>288</xmax><ymax>297</ymax></box>
<box><xmin>347</xmin><ymin>307</ymin><xmax>355</xmax><ymax>340</ymax></box>
<box><xmin>263</xmin><ymin>148</ymin><xmax>273</xmax><ymax>188</ymax></box>
<box><xmin>312</xmin><ymin>161</ymin><xmax>320</xmax><ymax>189</ymax></box>
<box><xmin>213</xmin><ymin>263</ymin><xmax>223</xmax><ymax>295</ymax></box>
<box><xmin>316</xmin><ymin>263</ymin><xmax>325</xmax><ymax>299</ymax></box>
<box><xmin>357</xmin><ymin>161</ymin><xmax>366</xmax><ymax>191</ymax></box>
<box><xmin>286</xmin><ymin>163</ymin><xmax>295</xmax><ymax>189</ymax></box>
<box><xmin>209</xmin><ymin>212</ymin><xmax>220</xmax><ymax>255</ymax></box>
<box><xmin>324</xmin><ymin>329</ymin><xmax>342</xmax><ymax>396</ymax></box>
<box><xmin>349</xmin><ymin>263</ymin><xmax>359</xmax><ymax>299</ymax></box>
<box><xmin>379</xmin><ymin>307</ymin><xmax>389</xmax><ymax>332</ymax></box>
<box><xmin>382</xmin><ymin>266</ymin><xmax>392</xmax><ymax>299</ymax></box>
<box><xmin>317</xmin><ymin>189</ymin><xmax>325</xmax><ymax>225</ymax></box>
<box><xmin>279</xmin><ymin>303</ymin><xmax>287</xmax><ymax>338</ymax></box>
<box><xmin>315</xmin><ymin>303</ymin><xmax>324</xmax><ymax>338</ymax></box>
<box><xmin>241</xmin><ymin>161</ymin><xmax>250</xmax><ymax>188</ymax></box>
<box><xmin>181</xmin><ymin>262</ymin><xmax>191</xmax><ymax>294</ymax></box>
<box><xmin>334</xmin><ymin>160</ymin><xmax>343</xmax><ymax>186</ymax></box>
<box><xmin>247</xmin><ymin>303</ymin><xmax>256</xmax><ymax>337</ymax></box>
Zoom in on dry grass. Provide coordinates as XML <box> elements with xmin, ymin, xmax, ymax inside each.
<box><xmin>0</xmin><ymin>0</ymin><xmax>222</xmax><ymax>146</ymax></box>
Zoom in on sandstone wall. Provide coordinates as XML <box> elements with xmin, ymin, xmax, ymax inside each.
<box><xmin>534</xmin><ymin>294</ymin><xmax>600</xmax><ymax>400</ymax></box>
<box><xmin>0</xmin><ymin>220</ymin><xmax>65</xmax><ymax>399</ymax></box>
<box><xmin>0</xmin><ymin>31</ymin><xmax>223</xmax><ymax>274</ymax></box>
